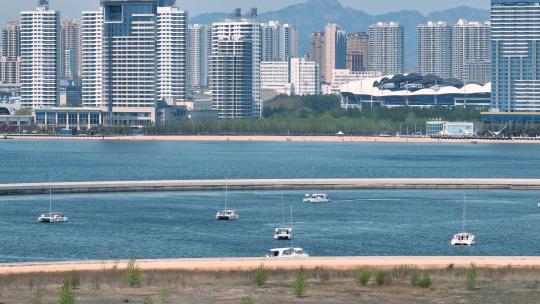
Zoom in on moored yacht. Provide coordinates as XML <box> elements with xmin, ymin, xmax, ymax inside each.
<box><xmin>38</xmin><ymin>212</ymin><xmax>68</xmax><ymax>223</ymax></box>
<box><xmin>274</xmin><ymin>193</ymin><xmax>293</xmax><ymax>240</ymax></box>
<box><xmin>216</xmin><ymin>209</ymin><xmax>239</xmax><ymax>220</ymax></box>
<box><xmin>37</xmin><ymin>180</ymin><xmax>68</xmax><ymax>224</ymax></box>
<box><xmin>267</xmin><ymin>205</ymin><xmax>308</xmax><ymax>257</ymax></box>
<box><xmin>216</xmin><ymin>184</ymin><xmax>238</xmax><ymax>220</ymax></box>
<box><xmin>303</xmin><ymin>165</ymin><xmax>329</xmax><ymax>203</ymax></box>
<box><xmin>265</xmin><ymin>247</ymin><xmax>309</xmax><ymax>258</ymax></box>
<box><xmin>451</xmin><ymin>232</ymin><xmax>475</xmax><ymax>246</ymax></box>
<box><xmin>303</xmin><ymin>193</ymin><xmax>330</xmax><ymax>203</ymax></box>
<box><xmin>274</xmin><ymin>227</ymin><xmax>293</xmax><ymax>240</ymax></box>
<box><xmin>451</xmin><ymin>194</ymin><xmax>475</xmax><ymax>246</ymax></box>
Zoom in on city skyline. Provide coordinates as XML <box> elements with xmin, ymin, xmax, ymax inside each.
<box><xmin>1</xmin><ymin>0</ymin><xmax>490</xmax><ymax>27</ymax></box>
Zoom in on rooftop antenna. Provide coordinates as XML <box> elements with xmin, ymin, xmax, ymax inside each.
<box><xmin>232</xmin><ymin>8</ymin><xmax>242</xmax><ymax>19</ymax></box>
<box><xmin>247</xmin><ymin>8</ymin><xmax>258</xmax><ymax>18</ymax></box>
<box><xmin>161</xmin><ymin>0</ymin><xmax>176</xmax><ymax>6</ymax></box>
<box><xmin>38</xmin><ymin>0</ymin><xmax>49</xmax><ymax>9</ymax></box>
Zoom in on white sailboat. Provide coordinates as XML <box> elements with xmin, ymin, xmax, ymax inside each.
<box><xmin>266</xmin><ymin>205</ymin><xmax>309</xmax><ymax>258</ymax></box>
<box><xmin>451</xmin><ymin>194</ymin><xmax>475</xmax><ymax>246</ymax></box>
<box><xmin>303</xmin><ymin>165</ymin><xmax>330</xmax><ymax>203</ymax></box>
<box><xmin>274</xmin><ymin>192</ymin><xmax>293</xmax><ymax>240</ymax></box>
<box><xmin>216</xmin><ymin>184</ymin><xmax>238</xmax><ymax>220</ymax></box>
<box><xmin>37</xmin><ymin>179</ymin><xmax>68</xmax><ymax>223</ymax></box>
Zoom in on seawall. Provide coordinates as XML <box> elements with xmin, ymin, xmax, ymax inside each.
<box><xmin>1</xmin><ymin>178</ymin><xmax>540</xmax><ymax>196</ymax></box>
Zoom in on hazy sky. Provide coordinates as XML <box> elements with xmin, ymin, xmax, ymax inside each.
<box><xmin>2</xmin><ymin>0</ymin><xmax>490</xmax><ymax>25</ymax></box>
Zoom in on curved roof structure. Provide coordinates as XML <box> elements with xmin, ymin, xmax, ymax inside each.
<box><xmin>340</xmin><ymin>75</ymin><xmax>491</xmax><ymax>97</ymax></box>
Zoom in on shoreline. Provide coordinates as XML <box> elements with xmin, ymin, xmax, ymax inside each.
<box><xmin>1</xmin><ymin>256</ymin><xmax>539</xmax><ymax>275</ymax></box>
<box><xmin>4</xmin><ymin>134</ymin><xmax>540</xmax><ymax>144</ymax></box>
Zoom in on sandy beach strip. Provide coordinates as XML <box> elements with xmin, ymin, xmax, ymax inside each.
<box><xmin>1</xmin><ymin>257</ymin><xmax>539</xmax><ymax>275</ymax></box>
<box><xmin>6</xmin><ymin>134</ymin><xmax>540</xmax><ymax>144</ymax></box>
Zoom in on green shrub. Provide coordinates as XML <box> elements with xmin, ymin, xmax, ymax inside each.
<box><xmin>466</xmin><ymin>263</ymin><xmax>477</xmax><ymax>289</ymax></box>
<box><xmin>252</xmin><ymin>264</ymin><xmax>268</xmax><ymax>287</ymax></box>
<box><xmin>291</xmin><ymin>270</ymin><xmax>307</xmax><ymax>298</ymax></box>
<box><xmin>69</xmin><ymin>271</ymin><xmax>80</xmax><ymax>289</ymax></box>
<box><xmin>356</xmin><ymin>269</ymin><xmax>371</xmax><ymax>286</ymax></box>
<box><xmin>58</xmin><ymin>280</ymin><xmax>76</xmax><ymax>304</ymax></box>
<box><xmin>143</xmin><ymin>295</ymin><xmax>153</xmax><ymax>304</ymax></box>
<box><xmin>375</xmin><ymin>270</ymin><xmax>390</xmax><ymax>286</ymax></box>
<box><xmin>158</xmin><ymin>288</ymin><xmax>169</xmax><ymax>304</ymax></box>
<box><xmin>241</xmin><ymin>295</ymin><xmax>255</xmax><ymax>304</ymax></box>
<box><xmin>411</xmin><ymin>272</ymin><xmax>431</xmax><ymax>288</ymax></box>
<box><xmin>125</xmin><ymin>259</ymin><xmax>143</xmax><ymax>288</ymax></box>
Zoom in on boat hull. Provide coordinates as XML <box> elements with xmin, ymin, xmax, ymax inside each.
<box><xmin>216</xmin><ymin>215</ymin><xmax>239</xmax><ymax>220</ymax></box>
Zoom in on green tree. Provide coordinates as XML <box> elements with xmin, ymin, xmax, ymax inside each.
<box><xmin>125</xmin><ymin>259</ymin><xmax>143</xmax><ymax>288</ymax></box>
<box><xmin>58</xmin><ymin>280</ymin><xmax>76</xmax><ymax>304</ymax></box>
<box><xmin>241</xmin><ymin>296</ymin><xmax>255</xmax><ymax>304</ymax></box>
<box><xmin>466</xmin><ymin>263</ymin><xmax>477</xmax><ymax>289</ymax></box>
<box><xmin>143</xmin><ymin>295</ymin><xmax>153</xmax><ymax>304</ymax></box>
<box><xmin>252</xmin><ymin>264</ymin><xmax>268</xmax><ymax>287</ymax></box>
<box><xmin>375</xmin><ymin>270</ymin><xmax>390</xmax><ymax>286</ymax></box>
<box><xmin>291</xmin><ymin>270</ymin><xmax>307</xmax><ymax>298</ymax></box>
<box><xmin>15</xmin><ymin>108</ymin><xmax>32</xmax><ymax>116</ymax></box>
<box><xmin>356</xmin><ymin>269</ymin><xmax>371</xmax><ymax>286</ymax></box>
<box><xmin>158</xmin><ymin>288</ymin><xmax>169</xmax><ymax>304</ymax></box>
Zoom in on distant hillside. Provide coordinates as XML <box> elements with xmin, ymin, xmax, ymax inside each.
<box><xmin>191</xmin><ymin>0</ymin><xmax>489</xmax><ymax>71</ymax></box>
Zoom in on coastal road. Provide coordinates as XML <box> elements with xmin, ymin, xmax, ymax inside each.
<box><xmin>1</xmin><ymin>256</ymin><xmax>540</xmax><ymax>275</ymax></box>
<box><xmin>1</xmin><ymin>178</ymin><xmax>540</xmax><ymax>196</ymax></box>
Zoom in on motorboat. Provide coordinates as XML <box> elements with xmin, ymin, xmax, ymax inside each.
<box><xmin>216</xmin><ymin>209</ymin><xmax>239</xmax><ymax>220</ymax></box>
<box><xmin>303</xmin><ymin>193</ymin><xmax>330</xmax><ymax>203</ymax></box>
<box><xmin>265</xmin><ymin>247</ymin><xmax>309</xmax><ymax>258</ymax></box>
<box><xmin>451</xmin><ymin>232</ymin><xmax>475</xmax><ymax>246</ymax></box>
<box><xmin>216</xmin><ymin>184</ymin><xmax>238</xmax><ymax>220</ymax></box>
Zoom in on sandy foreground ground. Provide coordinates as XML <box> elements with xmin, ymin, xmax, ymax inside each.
<box><xmin>2</xmin><ymin>256</ymin><xmax>540</xmax><ymax>275</ymax></box>
<box><xmin>7</xmin><ymin>134</ymin><xmax>540</xmax><ymax>144</ymax></box>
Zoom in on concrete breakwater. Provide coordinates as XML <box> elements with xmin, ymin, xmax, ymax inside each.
<box><xmin>1</xmin><ymin>178</ymin><xmax>540</xmax><ymax>196</ymax></box>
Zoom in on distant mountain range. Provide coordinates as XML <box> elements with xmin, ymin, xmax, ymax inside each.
<box><xmin>191</xmin><ymin>0</ymin><xmax>489</xmax><ymax>71</ymax></box>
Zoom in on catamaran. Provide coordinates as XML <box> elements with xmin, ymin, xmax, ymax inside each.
<box><xmin>303</xmin><ymin>165</ymin><xmax>330</xmax><ymax>203</ymax></box>
<box><xmin>266</xmin><ymin>205</ymin><xmax>309</xmax><ymax>258</ymax></box>
<box><xmin>37</xmin><ymin>180</ymin><xmax>68</xmax><ymax>223</ymax></box>
<box><xmin>216</xmin><ymin>184</ymin><xmax>238</xmax><ymax>220</ymax></box>
<box><xmin>451</xmin><ymin>194</ymin><xmax>475</xmax><ymax>246</ymax></box>
<box><xmin>274</xmin><ymin>193</ymin><xmax>293</xmax><ymax>240</ymax></box>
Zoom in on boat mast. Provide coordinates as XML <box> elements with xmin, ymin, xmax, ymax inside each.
<box><xmin>49</xmin><ymin>176</ymin><xmax>52</xmax><ymax>217</ymax></box>
<box><xmin>290</xmin><ymin>204</ymin><xmax>294</xmax><ymax>249</ymax></box>
<box><xmin>312</xmin><ymin>165</ymin><xmax>315</xmax><ymax>193</ymax></box>
<box><xmin>225</xmin><ymin>183</ymin><xmax>228</xmax><ymax>210</ymax></box>
<box><xmin>281</xmin><ymin>192</ymin><xmax>285</xmax><ymax>227</ymax></box>
<box><xmin>462</xmin><ymin>193</ymin><xmax>466</xmax><ymax>232</ymax></box>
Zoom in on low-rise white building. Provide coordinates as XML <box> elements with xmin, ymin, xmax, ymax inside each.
<box><xmin>329</xmin><ymin>69</ymin><xmax>381</xmax><ymax>95</ymax></box>
<box><xmin>261</xmin><ymin>61</ymin><xmax>292</xmax><ymax>95</ymax></box>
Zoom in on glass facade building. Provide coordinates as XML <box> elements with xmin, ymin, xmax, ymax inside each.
<box><xmin>492</xmin><ymin>0</ymin><xmax>540</xmax><ymax>112</ymax></box>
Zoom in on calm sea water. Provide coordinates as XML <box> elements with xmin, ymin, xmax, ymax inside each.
<box><xmin>0</xmin><ymin>140</ymin><xmax>539</xmax><ymax>262</ymax></box>
<box><xmin>1</xmin><ymin>139</ymin><xmax>540</xmax><ymax>183</ymax></box>
<box><xmin>0</xmin><ymin>190</ymin><xmax>539</xmax><ymax>263</ymax></box>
